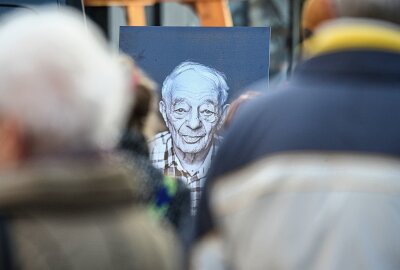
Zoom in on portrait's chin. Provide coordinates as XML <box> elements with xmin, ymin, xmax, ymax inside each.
<box><xmin>175</xmin><ymin>137</ymin><xmax>209</xmax><ymax>154</ymax></box>
<box><xmin>182</xmin><ymin>135</ymin><xmax>203</xmax><ymax>144</ymax></box>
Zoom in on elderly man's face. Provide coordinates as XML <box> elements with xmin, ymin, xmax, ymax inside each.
<box><xmin>160</xmin><ymin>70</ymin><xmax>225</xmax><ymax>154</ymax></box>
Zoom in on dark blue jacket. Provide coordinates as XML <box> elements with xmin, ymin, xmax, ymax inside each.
<box><xmin>195</xmin><ymin>49</ymin><xmax>400</xmax><ymax>239</ymax></box>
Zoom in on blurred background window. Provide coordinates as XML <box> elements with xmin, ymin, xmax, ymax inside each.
<box><xmin>0</xmin><ymin>0</ymin><xmax>305</xmax><ymax>84</ymax></box>
<box><xmin>97</xmin><ymin>0</ymin><xmax>305</xmax><ymax>82</ymax></box>
<box><xmin>0</xmin><ymin>0</ymin><xmax>84</xmax><ymax>17</ymax></box>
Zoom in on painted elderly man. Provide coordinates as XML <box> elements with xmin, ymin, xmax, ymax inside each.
<box><xmin>149</xmin><ymin>61</ymin><xmax>229</xmax><ymax>214</ymax></box>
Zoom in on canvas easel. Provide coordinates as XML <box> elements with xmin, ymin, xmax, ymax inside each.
<box><xmin>84</xmin><ymin>0</ymin><xmax>233</xmax><ymax>26</ymax></box>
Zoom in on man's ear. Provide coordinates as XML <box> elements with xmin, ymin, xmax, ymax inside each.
<box><xmin>0</xmin><ymin>118</ymin><xmax>25</xmax><ymax>169</ymax></box>
<box><xmin>159</xmin><ymin>100</ymin><xmax>169</xmax><ymax>128</ymax></box>
<box><xmin>218</xmin><ymin>104</ymin><xmax>230</xmax><ymax>130</ymax></box>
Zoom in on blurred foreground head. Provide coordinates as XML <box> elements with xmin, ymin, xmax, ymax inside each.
<box><xmin>223</xmin><ymin>91</ymin><xmax>261</xmax><ymax>130</ymax></box>
<box><xmin>301</xmin><ymin>0</ymin><xmax>400</xmax><ymax>57</ymax></box>
<box><xmin>334</xmin><ymin>0</ymin><xmax>400</xmax><ymax>25</ymax></box>
<box><xmin>302</xmin><ymin>0</ymin><xmax>400</xmax><ymax>38</ymax></box>
<box><xmin>121</xmin><ymin>56</ymin><xmax>164</xmax><ymax>139</ymax></box>
<box><xmin>0</xmin><ymin>8</ymin><xmax>130</xmax><ymax>167</ymax></box>
<box><xmin>0</xmin><ymin>9</ymin><xmax>182</xmax><ymax>270</ymax></box>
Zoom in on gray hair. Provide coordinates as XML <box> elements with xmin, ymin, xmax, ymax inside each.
<box><xmin>334</xmin><ymin>0</ymin><xmax>400</xmax><ymax>25</ymax></box>
<box><xmin>161</xmin><ymin>61</ymin><xmax>229</xmax><ymax>105</ymax></box>
<box><xmin>0</xmin><ymin>8</ymin><xmax>131</xmax><ymax>154</ymax></box>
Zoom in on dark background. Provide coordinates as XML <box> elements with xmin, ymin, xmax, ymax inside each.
<box><xmin>120</xmin><ymin>27</ymin><xmax>270</xmax><ymax>102</ymax></box>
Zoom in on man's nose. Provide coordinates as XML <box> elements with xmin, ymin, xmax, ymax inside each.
<box><xmin>186</xmin><ymin>110</ymin><xmax>202</xmax><ymax>129</ymax></box>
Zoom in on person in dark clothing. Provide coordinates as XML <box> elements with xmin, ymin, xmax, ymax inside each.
<box><xmin>192</xmin><ymin>0</ymin><xmax>400</xmax><ymax>269</ymax></box>
<box><xmin>117</xmin><ymin>60</ymin><xmax>192</xmax><ymax>244</ymax></box>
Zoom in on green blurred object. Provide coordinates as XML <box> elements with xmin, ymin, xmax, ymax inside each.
<box><xmin>149</xmin><ymin>175</ymin><xmax>179</xmax><ymax>219</ymax></box>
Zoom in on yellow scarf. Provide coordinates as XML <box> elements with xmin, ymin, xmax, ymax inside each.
<box><xmin>303</xmin><ymin>19</ymin><xmax>400</xmax><ymax>57</ymax></box>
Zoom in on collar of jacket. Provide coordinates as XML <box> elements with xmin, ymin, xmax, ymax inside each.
<box><xmin>0</xmin><ymin>153</ymin><xmax>144</xmax><ymax>212</ymax></box>
<box><xmin>303</xmin><ymin>19</ymin><xmax>400</xmax><ymax>57</ymax></box>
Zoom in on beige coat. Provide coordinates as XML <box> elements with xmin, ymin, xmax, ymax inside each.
<box><xmin>192</xmin><ymin>153</ymin><xmax>400</xmax><ymax>270</ymax></box>
<box><xmin>0</xmin><ymin>155</ymin><xmax>182</xmax><ymax>270</ymax></box>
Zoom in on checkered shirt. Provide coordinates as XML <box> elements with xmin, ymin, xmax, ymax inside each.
<box><xmin>149</xmin><ymin>131</ymin><xmax>221</xmax><ymax>215</ymax></box>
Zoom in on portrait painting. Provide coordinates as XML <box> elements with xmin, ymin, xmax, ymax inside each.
<box><xmin>120</xmin><ymin>27</ymin><xmax>270</xmax><ymax>213</ymax></box>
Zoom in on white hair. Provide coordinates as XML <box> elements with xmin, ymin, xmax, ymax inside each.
<box><xmin>161</xmin><ymin>61</ymin><xmax>229</xmax><ymax>105</ymax></box>
<box><xmin>0</xmin><ymin>8</ymin><xmax>131</xmax><ymax>154</ymax></box>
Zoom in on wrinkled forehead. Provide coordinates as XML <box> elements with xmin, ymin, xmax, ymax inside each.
<box><xmin>166</xmin><ymin>70</ymin><xmax>221</xmax><ymax>104</ymax></box>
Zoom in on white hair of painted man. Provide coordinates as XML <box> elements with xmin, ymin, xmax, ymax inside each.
<box><xmin>161</xmin><ymin>61</ymin><xmax>229</xmax><ymax>105</ymax></box>
<box><xmin>0</xmin><ymin>8</ymin><xmax>132</xmax><ymax>155</ymax></box>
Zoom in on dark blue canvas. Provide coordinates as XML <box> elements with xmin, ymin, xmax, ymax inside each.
<box><xmin>119</xmin><ymin>27</ymin><xmax>270</xmax><ymax>101</ymax></box>
<box><xmin>120</xmin><ymin>27</ymin><xmax>270</xmax><ymax>215</ymax></box>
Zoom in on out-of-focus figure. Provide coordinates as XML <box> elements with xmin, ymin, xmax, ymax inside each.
<box><xmin>192</xmin><ymin>0</ymin><xmax>400</xmax><ymax>269</ymax></box>
<box><xmin>117</xmin><ymin>58</ymin><xmax>192</xmax><ymax>245</ymax></box>
<box><xmin>119</xmin><ymin>57</ymin><xmax>161</xmax><ymax>158</ymax></box>
<box><xmin>0</xmin><ymin>8</ymin><xmax>181</xmax><ymax>270</ymax></box>
<box><xmin>222</xmin><ymin>91</ymin><xmax>261</xmax><ymax>130</ymax></box>
<box><xmin>301</xmin><ymin>0</ymin><xmax>336</xmax><ymax>39</ymax></box>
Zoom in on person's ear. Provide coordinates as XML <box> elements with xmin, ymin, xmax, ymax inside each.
<box><xmin>159</xmin><ymin>100</ymin><xmax>169</xmax><ymax>128</ymax></box>
<box><xmin>218</xmin><ymin>104</ymin><xmax>230</xmax><ymax>130</ymax></box>
<box><xmin>0</xmin><ymin>118</ymin><xmax>25</xmax><ymax>169</ymax></box>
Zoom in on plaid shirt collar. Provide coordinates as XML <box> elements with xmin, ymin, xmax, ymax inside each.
<box><xmin>150</xmin><ymin>131</ymin><xmax>222</xmax><ymax>214</ymax></box>
<box><xmin>164</xmin><ymin>134</ymin><xmax>219</xmax><ymax>179</ymax></box>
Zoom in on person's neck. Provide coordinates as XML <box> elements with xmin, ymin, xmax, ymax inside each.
<box><xmin>174</xmin><ymin>145</ymin><xmax>211</xmax><ymax>175</ymax></box>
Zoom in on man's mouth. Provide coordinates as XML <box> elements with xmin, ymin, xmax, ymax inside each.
<box><xmin>182</xmin><ymin>135</ymin><xmax>204</xmax><ymax>144</ymax></box>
